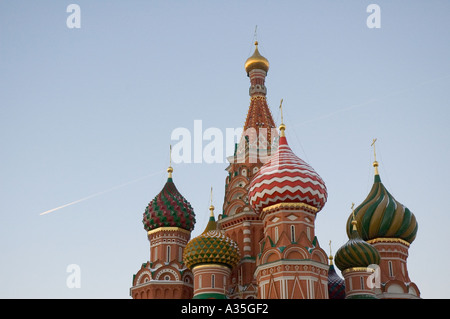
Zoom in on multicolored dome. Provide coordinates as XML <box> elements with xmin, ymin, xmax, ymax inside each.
<box><xmin>328</xmin><ymin>263</ymin><xmax>346</xmax><ymax>299</ymax></box>
<box><xmin>183</xmin><ymin>206</ymin><xmax>240</xmax><ymax>270</ymax></box>
<box><xmin>245</xmin><ymin>41</ymin><xmax>269</xmax><ymax>74</ymax></box>
<box><xmin>346</xmin><ymin>170</ymin><xmax>418</xmax><ymax>244</ymax></box>
<box><xmin>142</xmin><ymin>167</ymin><xmax>196</xmax><ymax>232</ymax></box>
<box><xmin>248</xmin><ymin>126</ymin><xmax>328</xmax><ymax>214</ymax></box>
<box><xmin>335</xmin><ymin>219</ymin><xmax>381</xmax><ymax>272</ymax></box>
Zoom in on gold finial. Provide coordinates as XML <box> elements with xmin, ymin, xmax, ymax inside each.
<box><xmin>279</xmin><ymin>98</ymin><xmax>286</xmax><ymax>137</ymax></box>
<box><xmin>167</xmin><ymin>145</ymin><xmax>173</xmax><ymax>178</ymax></box>
<box><xmin>351</xmin><ymin>202</ymin><xmax>358</xmax><ymax>231</ymax></box>
<box><xmin>209</xmin><ymin>186</ymin><xmax>214</xmax><ymax>217</ymax></box>
<box><xmin>371</xmin><ymin>138</ymin><xmax>379</xmax><ymax>175</ymax></box>
<box><xmin>328</xmin><ymin>240</ymin><xmax>334</xmax><ymax>265</ymax></box>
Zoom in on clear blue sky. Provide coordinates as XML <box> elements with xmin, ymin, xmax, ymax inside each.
<box><xmin>1</xmin><ymin>1</ymin><xmax>449</xmax><ymax>298</ymax></box>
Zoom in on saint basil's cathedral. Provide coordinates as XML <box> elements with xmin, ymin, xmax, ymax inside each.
<box><xmin>129</xmin><ymin>42</ymin><xmax>420</xmax><ymax>299</ymax></box>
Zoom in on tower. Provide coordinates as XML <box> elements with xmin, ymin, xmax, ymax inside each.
<box><xmin>130</xmin><ymin>163</ymin><xmax>196</xmax><ymax>299</ymax></box>
<box><xmin>346</xmin><ymin>141</ymin><xmax>420</xmax><ymax>298</ymax></box>
<box><xmin>184</xmin><ymin>201</ymin><xmax>241</xmax><ymax>299</ymax></box>
<box><xmin>248</xmin><ymin>119</ymin><xmax>330</xmax><ymax>299</ymax></box>
<box><xmin>335</xmin><ymin>206</ymin><xmax>381</xmax><ymax>299</ymax></box>
<box><xmin>217</xmin><ymin>41</ymin><xmax>278</xmax><ymax>299</ymax></box>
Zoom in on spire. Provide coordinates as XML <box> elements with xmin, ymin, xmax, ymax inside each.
<box><xmin>351</xmin><ymin>202</ymin><xmax>357</xmax><ymax>232</ymax></box>
<box><xmin>203</xmin><ymin>187</ymin><xmax>217</xmax><ymax>234</ymax></box>
<box><xmin>279</xmin><ymin>98</ymin><xmax>286</xmax><ymax>137</ymax></box>
<box><xmin>167</xmin><ymin>145</ymin><xmax>173</xmax><ymax>179</ymax></box>
<box><xmin>371</xmin><ymin>138</ymin><xmax>379</xmax><ymax>177</ymax></box>
<box><xmin>209</xmin><ymin>186</ymin><xmax>214</xmax><ymax>217</ymax></box>
<box><xmin>328</xmin><ymin>240</ymin><xmax>334</xmax><ymax>265</ymax></box>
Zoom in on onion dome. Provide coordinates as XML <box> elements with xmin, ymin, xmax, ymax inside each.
<box><xmin>346</xmin><ymin>160</ymin><xmax>418</xmax><ymax>244</ymax></box>
<box><xmin>335</xmin><ymin>215</ymin><xmax>381</xmax><ymax>272</ymax></box>
<box><xmin>327</xmin><ymin>244</ymin><xmax>345</xmax><ymax>299</ymax></box>
<box><xmin>142</xmin><ymin>166</ymin><xmax>196</xmax><ymax>232</ymax></box>
<box><xmin>245</xmin><ymin>41</ymin><xmax>269</xmax><ymax>75</ymax></box>
<box><xmin>183</xmin><ymin>205</ymin><xmax>241</xmax><ymax>270</ymax></box>
<box><xmin>328</xmin><ymin>263</ymin><xmax>346</xmax><ymax>299</ymax></box>
<box><xmin>248</xmin><ymin>123</ymin><xmax>328</xmax><ymax>214</ymax></box>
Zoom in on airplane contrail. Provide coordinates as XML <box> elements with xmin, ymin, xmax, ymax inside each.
<box><xmin>39</xmin><ymin>170</ymin><xmax>165</xmax><ymax>216</ymax></box>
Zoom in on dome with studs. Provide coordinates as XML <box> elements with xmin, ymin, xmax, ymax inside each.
<box><xmin>346</xmin><ymin>173</ymin><xmax>418</xmax><ymax>244</ymax></box>
<box><xmin>248</xmin><ymin>129</ymin><xmax>328</xmax><ymax>214</ymax></box>
<box><xmin>245</xmin><ymin>41</ymin><xmax>269</xmax><ymax>74</ymax></box>
<box><xmin>142</xmin><ymin>173</ymin><xmax>196</xmax><ymax>232</ymax></box>
<box><xmin>183</xmin><ymin>209</ymin><xmax>240</xmax><ymax>270</ymax></box>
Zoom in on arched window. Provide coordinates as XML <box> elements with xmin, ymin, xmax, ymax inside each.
<box><xmin>388</xmin><ymin>261</ymin><xmax>394</xmax><ymax>277</ymax></box>
<box><xmin>211</xmin><ymin>274</ymin><xmax>215</xmax><ymax>288</ymax></box>
<box><xmin>290</xmin><ymin>225</ymin><xmax>296</xmax><ymax>242</ymax></box>
<box><xmin>166</xmin><ymin>246</ymin><xmax>171</xmax><ymax>263</ymax></box>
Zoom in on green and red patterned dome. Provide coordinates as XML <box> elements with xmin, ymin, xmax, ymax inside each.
<box><xmin>183</xmin><ymin>206</ymin><xmax>240</xmax><ymax>270</ymax></box>
<box><xmin>346</xmin><ymin>163</ymin><xmax>418</xmax><ymax>244</ymax></box>
<box><xmin>142</xmin><ymin>167</ymin><xmax>196</xmax><ymax>232</ymax></box>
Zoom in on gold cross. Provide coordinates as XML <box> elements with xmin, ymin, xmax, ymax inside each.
<box><xmin>279</xmin><ymin>98</ymin><xmax>284</xmax><ymax>124</ymax></box>
<box><xmin>351</xmin><ymin>202</ymin><xmax>358</xmax><ymax>231</ymax></box>
<box><xmin>371</xmin><ymin>138</ymin><xmax>377</xmax><ymax>162</ymax></box>
<box><xmin>210</xmin><ymin>186</ymin><xmax>213</xmax><ymax>206</ymax></box>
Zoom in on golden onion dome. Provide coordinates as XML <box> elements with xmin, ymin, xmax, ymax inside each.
<box><xmin>245</xmin><ymin>41</ymin><xmax>269</xmax><ymax>74</ymax></box>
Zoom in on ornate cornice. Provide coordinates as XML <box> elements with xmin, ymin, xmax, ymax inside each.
<box><xmin>367</xmin><ymin>237</ymin><xmax>410</xmax><ymax>247</ymax></box>
<box><xmin>147</xmin><ymin>227</ymin><xmax>191</xmax><ymax>236</ymax></box>
<box><xmin>262</xmin><ymin>202</ymin><xmax>318</xmax><ymax>215</ymax></box>
<box><xmin>342</xmin><ymin>267</ymin><xmax>375</xmax><ymax>275</ymax></box>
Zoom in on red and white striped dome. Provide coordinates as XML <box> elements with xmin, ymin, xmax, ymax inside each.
<box><xmin>248</xmin><ymin>130</ymin><xmax>327</xmax><ymax>214</ymax></box>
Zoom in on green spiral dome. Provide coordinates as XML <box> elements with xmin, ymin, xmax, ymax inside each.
<box><xmin>346</xmin><ymin>174</ymin><xmax>418</xmax><ymax>244</ymax></box>
<box><xmin>335</xmin><ymin>222</ymin><xmax>381</xmax><ymax>272</ymax></box>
